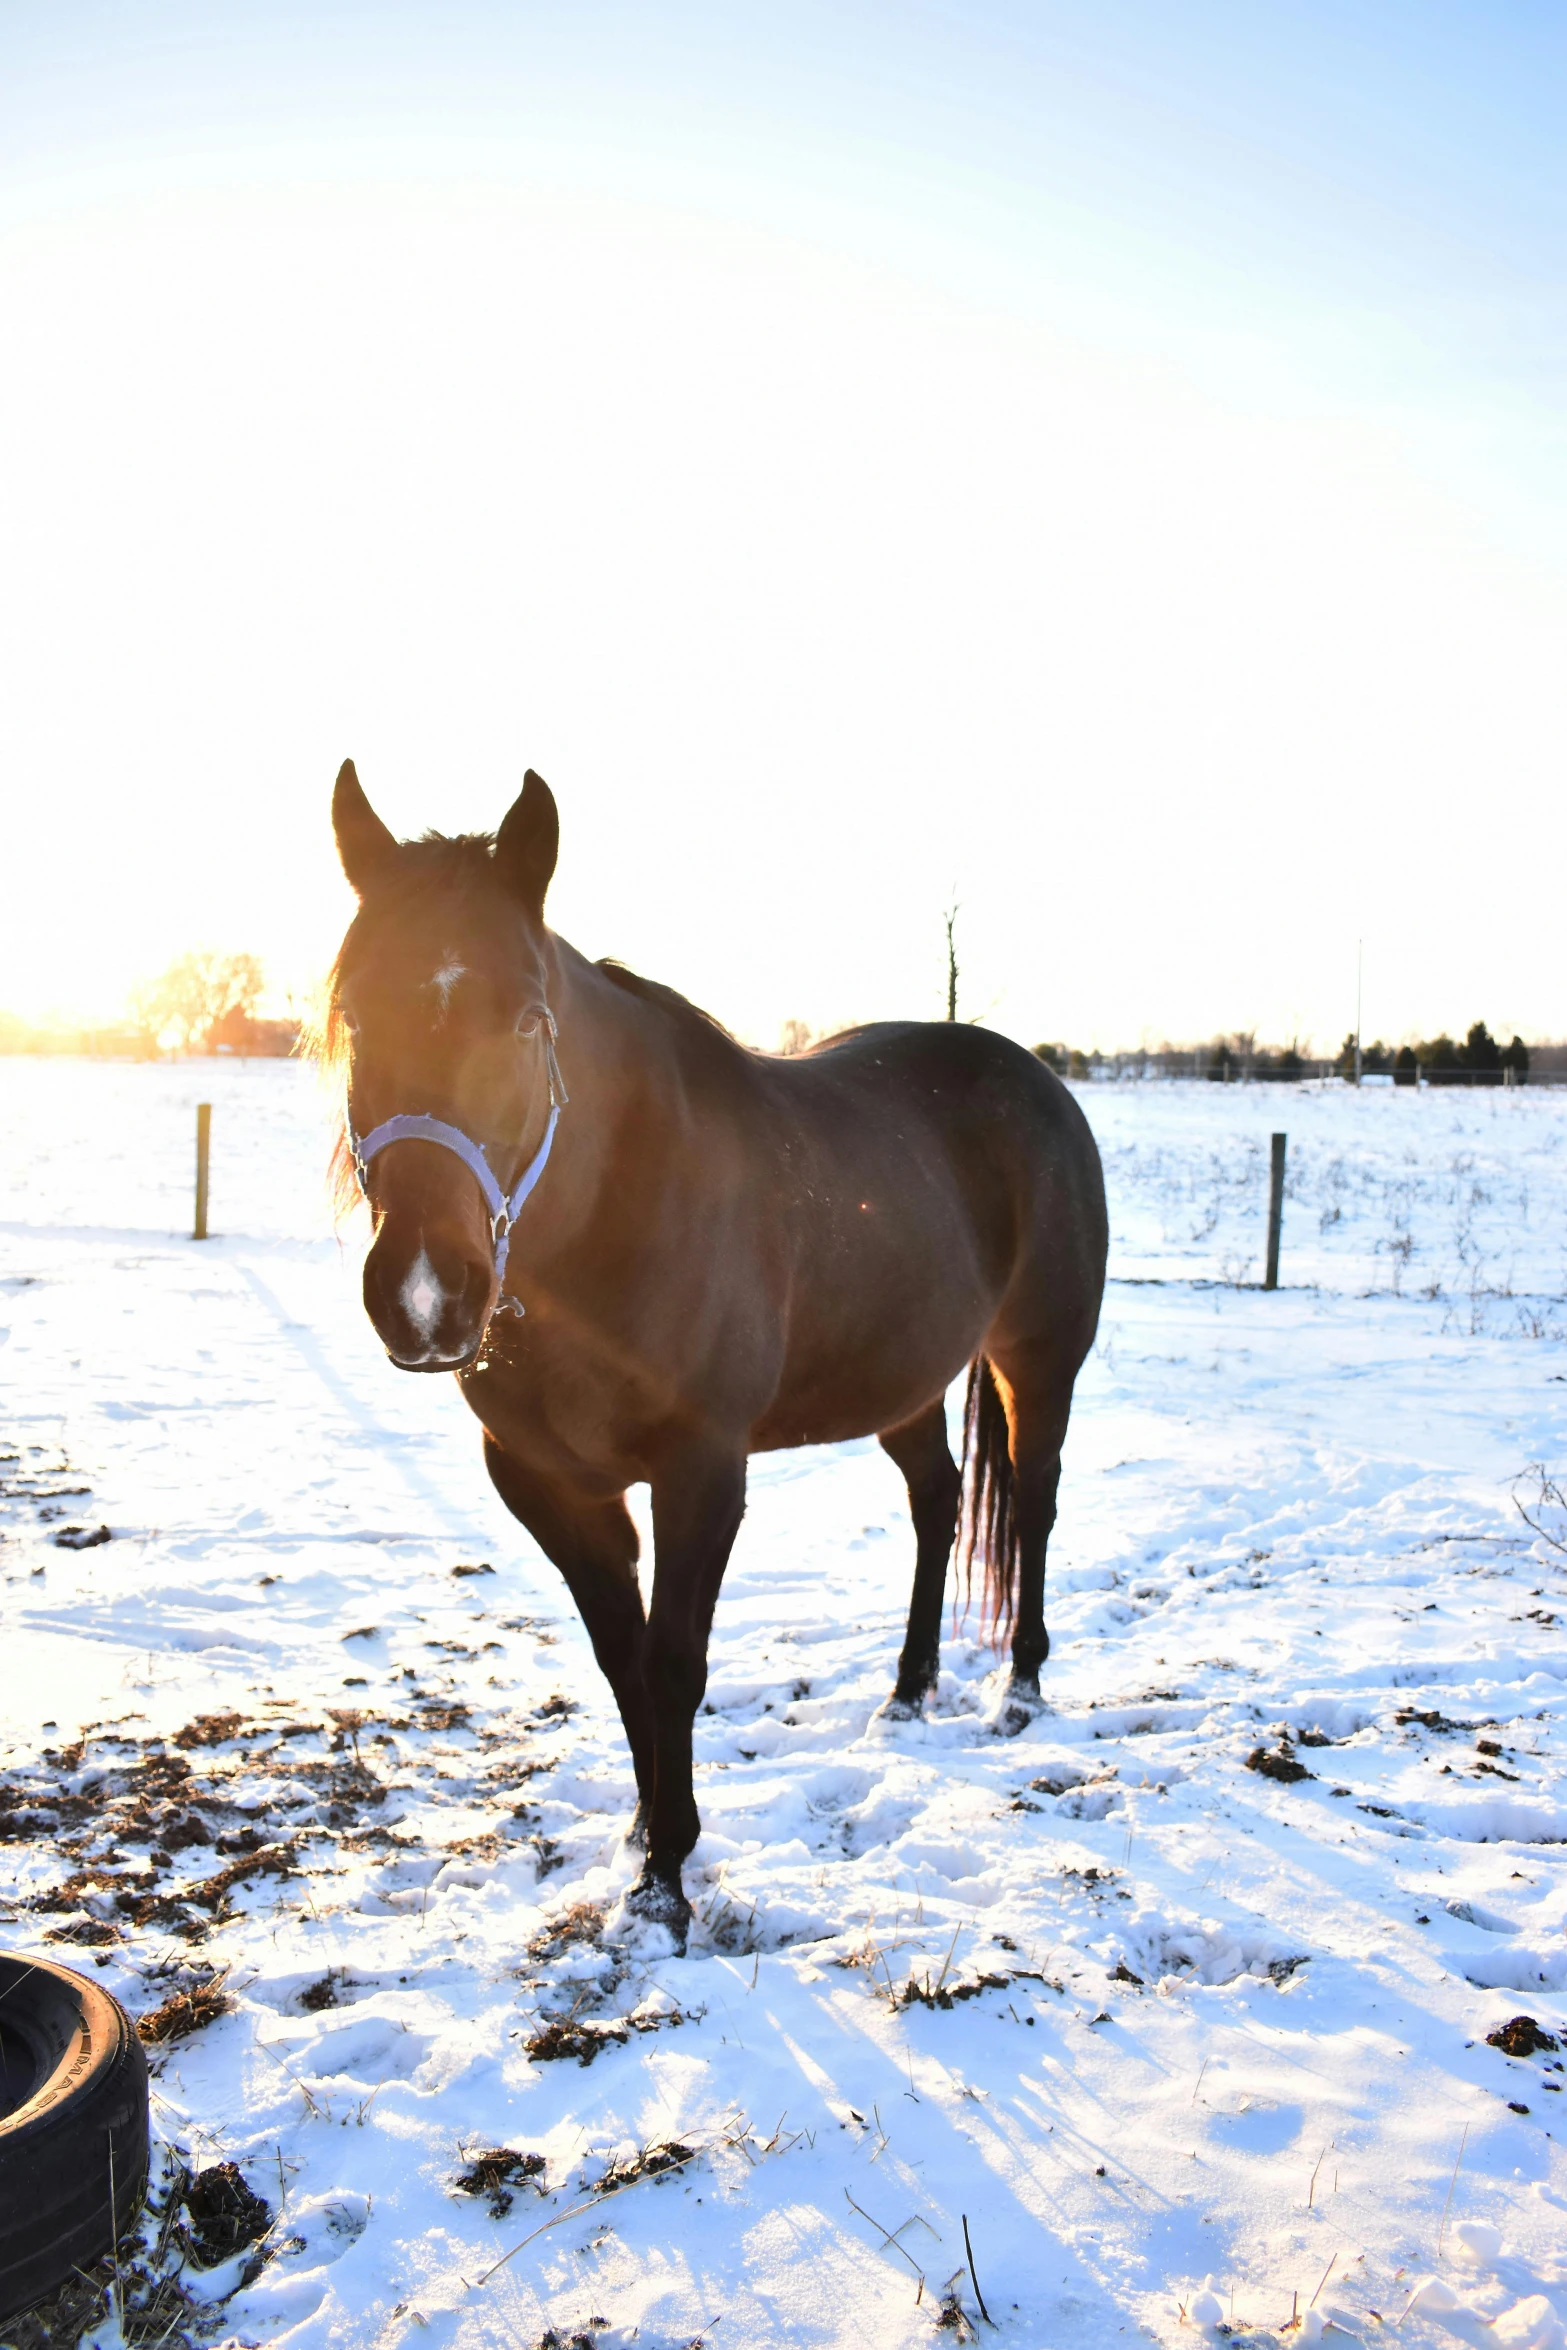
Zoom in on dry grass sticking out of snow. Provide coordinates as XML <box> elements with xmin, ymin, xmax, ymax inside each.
<box><xmin>1</xmin><ymin>1064</ymin><xmax>1566</xmax><ymax>2349</ymax></box>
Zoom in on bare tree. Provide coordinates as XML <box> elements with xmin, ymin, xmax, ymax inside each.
<box><xmin>778</xmin><ymin>1018</ymin><xmax>815</xmax><ymax>1056</ymax></box>
<box><xmin>944</xmin><ymin>899</ymin><xmax>959</xmax><ymax>1024</ymax></box>
<box><xmin>131</xmin><ymin>951</ymin><xmax>265</xmax><ymax>1054</ymax></box>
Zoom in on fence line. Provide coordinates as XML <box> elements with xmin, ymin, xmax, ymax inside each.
<box><xmin>1059</xmin><ymin>1064</ymin><xmax>1566</xmax><ymax>1088</ymax></box>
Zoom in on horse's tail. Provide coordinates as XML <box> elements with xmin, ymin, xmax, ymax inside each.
<box><xmin>959</xmin><ymin>1355</ymin><xmax>1018</xmax><ymax>1640</ymax></box>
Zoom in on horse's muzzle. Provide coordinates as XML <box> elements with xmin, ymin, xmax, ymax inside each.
<box><xmin>363</xmin><ymin>1231</ymin><xmax>494</xmax><ymax>1373</ymax></box>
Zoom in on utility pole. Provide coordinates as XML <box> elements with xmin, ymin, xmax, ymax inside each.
<box><xmin>944</xmin><ymin>900</ymin><xmax>959</xmax><ymax>1023</ymax></box>
<box><xmin>1354</xmin><ymin>939</ymin><xmax>1363</xmax><ymax>1086</ymax></box>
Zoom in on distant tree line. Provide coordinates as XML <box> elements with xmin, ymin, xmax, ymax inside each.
<box><xmin>1032</xmin><ymin>1023</ymin><xmax>1561</xmax><ymax>1084</ymax></box>
<box><xmin>1331</xmin><ymin>1020</ymin><xmax>1531</xmax><ymax>1085</ymax></box>
<box><xmin>1034</xmin><ymin>1034</ymin><xmax>1321</xmax><ymax>1082</ymax></box>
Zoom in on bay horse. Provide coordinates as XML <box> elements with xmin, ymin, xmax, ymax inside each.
<box><xmin>323</xmin><ymin>762</ymin><xmax>1107</xmax><ymax>1950</ymax></box>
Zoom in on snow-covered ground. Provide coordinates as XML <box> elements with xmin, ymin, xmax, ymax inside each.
<box><xmin>2</xmin><ymin>1060</ymin><xmax>1566</xmax><ymax>2350</ymax></box>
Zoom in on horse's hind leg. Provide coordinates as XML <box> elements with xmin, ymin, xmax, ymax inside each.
<box><xmin>482</xmin><ymin>1434</ymin><xmax>655</xmax><ymax>1828</ymax></box>
<box><xmin>988</xmin><ymin>1344</ymin><xmax>1080</xmax><ymax>1732</ymax></box>
<box><xmin>878</xmin><ymin>1398</ymin><xmax>961</xmax><ymax>1718</ymax></box>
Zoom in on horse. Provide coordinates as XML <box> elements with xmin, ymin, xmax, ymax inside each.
<box><xmin>322</xmin><ymin>761</ymin><xmax>1108</xmax><ymax>1950</ymax></box>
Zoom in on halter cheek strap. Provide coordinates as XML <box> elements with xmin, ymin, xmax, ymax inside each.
<box><xmin>348</xmin><ymin>1011</ymin><xmax>567</xmax><ymax>1316</ymax></box>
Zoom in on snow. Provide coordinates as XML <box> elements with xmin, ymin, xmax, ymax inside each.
<box><xmin>2</xmin><ymin>1059</ymin><xmax>1566</xmax><ymax>2349</ymax></box>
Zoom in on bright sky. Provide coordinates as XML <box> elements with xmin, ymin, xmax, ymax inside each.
<box><xmin>1</xmin><ymin>3</ymin><xmax>1563</xmax><ymax>1051</ymax></box>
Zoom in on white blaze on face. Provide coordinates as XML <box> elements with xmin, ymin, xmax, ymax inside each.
<box><xmin>428</xmin><ymin>958</ymin><xmax>467</xmax><ymax>1013</ymax></box>
<box><xmin>401</xmin><ymin>1248</ymin><xmax>445</xmax><ymax>1341</ymax></box>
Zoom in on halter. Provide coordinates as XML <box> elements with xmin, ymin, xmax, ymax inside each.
<box><xmin>348</xmin><ymin>1010</ymin><xmax>568</xmax><ymax>1317</ymax></box>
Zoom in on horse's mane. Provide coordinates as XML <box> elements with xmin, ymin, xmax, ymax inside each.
<box><xmin>594</xmin><ymin>959</ymin><xmax>742</xmax><ymax>1053</ymax></box>
<box><xmin>299</xmin><ymin>955</ymin><xmax>361</xmax><ymax>1226</ymax></box>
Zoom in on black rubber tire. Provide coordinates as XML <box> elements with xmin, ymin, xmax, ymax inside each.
<box><xmin>0</xmin><ymin>1950</ymin><xmax>149</xmax><ymax>2325</ymax></box>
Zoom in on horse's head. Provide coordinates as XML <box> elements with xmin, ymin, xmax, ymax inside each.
<box><xmin>327</xmin><ymin>760</ymin><xmax>561</xmax><ymax>1372</ymax></box>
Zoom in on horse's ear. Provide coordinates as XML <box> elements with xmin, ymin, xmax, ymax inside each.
<box><xmin>494</xmin><ymin>769</ymin><xmax>559</xmax><ymax>916</ymax></box>
<box><xmin>333</xmin><ymin>759</ymin><xmax>398</xmax><ymax>894</ymax></box>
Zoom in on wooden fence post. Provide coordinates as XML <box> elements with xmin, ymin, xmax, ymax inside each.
<box><xmin>194</xmin><ymin>1103</ymin><xmax>211</xmax><ymax>1240</ymax></box>
<box><xmin>1264</xmin><ymin>1131</ymin><xmax>1285</xmax><ymax>1290</ymax></box>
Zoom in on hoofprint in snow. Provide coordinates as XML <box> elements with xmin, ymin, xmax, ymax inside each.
<box><xmin>1</xmin><ymin>1061</ymin><xmax>1565</xmax><ymax>2349</ymax></box>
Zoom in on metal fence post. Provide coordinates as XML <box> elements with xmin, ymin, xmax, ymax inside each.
<box><xmin>1264</xmin><ymin>1131</ymin><xmax>1285</xmax><ymax>1290</ymax></box>
<box><xmin>194</xmin><ymin>1103</ymin><xmax>211</xmax><ymax>1240</ymax></box>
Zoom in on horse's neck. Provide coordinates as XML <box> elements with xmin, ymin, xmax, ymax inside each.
<box><xmin>526</xmin><ymin>938</ymin><xmax>680</xmax><ymax>1236</ymax></box>
<box><xmin>539</xmin><ymin>940</ymin><xmax>765</xmax><ymax>1236</ymax></box>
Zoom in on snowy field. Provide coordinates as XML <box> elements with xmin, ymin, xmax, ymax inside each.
<box><xmin>3</xmin><ymin>1059</ymin><xmax>1567</xmax><ymax>2350</ymax></box>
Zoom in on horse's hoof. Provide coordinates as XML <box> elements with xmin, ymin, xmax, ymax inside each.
<box><xmin>997</xmin><ymin>1678</ymin><xmax>1050</xmax><ymax>1737</ymax></box>
<box><xmin>874</xmin><ymin>1691</ymin><xmax>925</xmax><ymax>1725</ymax></box>
<box><xmin>616</xmin><ymin>1866</ymin><xmax>691</xmax><ymax>1957</ymax></box>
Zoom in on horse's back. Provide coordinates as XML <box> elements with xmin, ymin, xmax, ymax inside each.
<box><xmin>770</xmin><ymin>1019</ymin><xmax>1103</xmax><ymax>1242</ymax></box>
<box><xmin>742</xmin><ymin>1021</ymin><xmax>1106</xmax><ymax>1444</ymax></box>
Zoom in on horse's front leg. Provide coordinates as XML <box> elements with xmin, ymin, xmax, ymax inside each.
<box><xmin>481</xmin><ymin>1435</ymin><xmax>655</xmax><ymax>1827</ymax></box>
<box><xmin>625</xmin><ymin>1441</ymin><xmax>748</xmax><ymax>1953</ymax></box>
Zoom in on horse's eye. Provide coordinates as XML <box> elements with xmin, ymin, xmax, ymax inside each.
<box><xmin>515</xmin><ymin>1009</ymin><xmax>543</xmax><ymax>1039</ymax></box>
<box><xmin>342</xmin><ymin>1011</ymin><xmax>361</xmax><ymax>1039</ymax></box>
